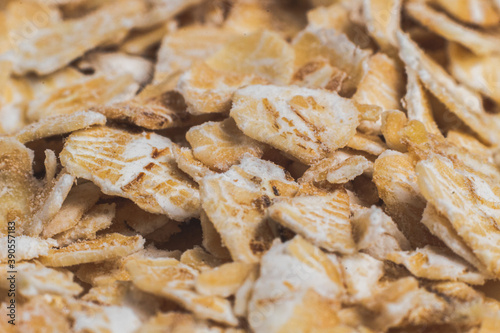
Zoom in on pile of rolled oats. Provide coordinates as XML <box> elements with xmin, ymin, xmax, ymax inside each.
<box><xmin>2</xmin><ymin>0</ymin><xmax>500</xmax><ymax>331</ymax></box>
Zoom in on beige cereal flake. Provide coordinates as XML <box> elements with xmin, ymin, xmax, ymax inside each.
<box><xmin>387</xmin><ymin>245</ymin><xmax>485</xmax><ymax>285</ymax></box>
<box><xmin>177</xmin><ymin>62</ymin><xmax>267</xmax><ymax>115</ymax></box>
<box><xmin>373</xmin><ymin>150</ymin><xmax>442</xmax><ymax>248</ymax></box>
<box><xmin>60</xmin><ymin>126</ymin><xmax>200</xmax><ymax>220</ymax></box>
<box><xmin>448</xmin><ymin>42</ymin><xmax>500</xmax><ymax>105</ymax></box>
<box><xmin>416</xmin><ymin>154</ymin><xmax>500</xmax><ymax>277</ymax></box>
<box><xmin>351</xmin><ymin>205</ymin><xmax>410</xmax><ymax>260</ymax></box>
<box><xmin>352</xmin><ymin>53</ymin><xmax>403</xmax><ymax>134</ymax></box>
<box><xmin>402</xmin><ymin>67</ymin><xmax>442</xmax><ymax>137</ymax></box>
<box><xmin>39</xmin><ymin>233</ymin><xmax>144</xmax><ymax>267</ymax></box>
<box><xmin>137</xmin><ymin>312</ymin><xmax>227</xmax><ymax>333</ymax></box>
<box><xmin>200</xmin><ymin>156</ymin><xmax>298</xmax><ymax>262</ymax></box>
<box><xmin>76</xmin><ymin>52</ymin><xmax>154</xmax><ymax>87</ymax></box>
<box><xmin>405</xmin><ymin>1</ymin><xmax>500</xmax><ymax>56</ymax></box>
<box><xmin>231</xmin><ymin>85</ymin><xmax>360</xmax><ymax>165</ymax></box>
<box><xmin>381</xmin><ymin>110</ymin><xmax>408</xmax><ymax>152</ymax></box>
<box><xmin>0</xmin><ymin>262</ymin><xmax>82</xmax><ymax>297</ymax></box>
<box><xmin>43</xmin><ymin>149</ymin><xmax>58</xmax><ymax>184</ymax></box>
<box><xmin>42</xmin><ymin>182</ymin><xmax>101</xmax><ymax>238</ymax></box>
<box><xmin>432</xmin><ymin>0</ymin><xmax>500</xmax><ymax>27</ymax></box>
<box><xmin>347</xmin><ymin>132</ymin><xmax>388</xmax><ymax>156</ymax></box>
<box><xmin>154</xmin><ymin>25</ymin><xmax>235</xmax><ymax>84</ymax></box>
<box><xmin>300</xmin><ymin>151</ymin><xmax>372</xmax><ymax>185</ymax></box>
<box><xmin>421</xmin><ymin>203</ymin><xmax>486</xmax><ymax>273</ymax></box>
<box><xmin>75</xmin><ymin>259</ymin><xmax>131</xmax><ymax>286</ymax></box>
<box><xmin>113</xmin><ymin>200</ymin><xmax>174</xmax><ymax>236</ymax></box>
<box><xmin>291</xmin><ymin>59</ymin><xmax>348</xmax><ymax>92</ymax></box>
<box><xmin>200</xmin><ymin>211</ymin><xmax>231</xmax><ymax>259</ymax></box>
<box><xmin>25</xmin><ymin>171</ymin><xmax>76</xmax><ymax>237</ymax></box>
<box><xmin>268</xmin><ymin>185</ymin><xmax>356</xmax><ymax>253</ymax></box>
<box><xmin>120</xmin><ymin>23</ymin><xmax>170</xmax><ymax>55</ymax></box>
<box><xmin>17</xmin><ymin>297</ymin><xmax>72</xmax><ymax>333</ymax></box>
<box><xmin>9</xmin><ymin>1</ymin><xmax>147</xmax><ymax>75</ymax></box>
<box><xmin>398</xmin><ymin>31</ymin><xmax>500</xmax><ymax>145</ymax></box>
<box><xmin>186</xmin><ymin>118</ymin><xmax>265</xmax><ymax>172</ymax></box>
<box><xmin>206</xmin><ymin>30</ymin><xmax>295</xmax><ymax>85</ymax></box>
<box><xmin>126</xmin><ymin>256</ymin><xmax>238</xmax><ymax>326</ymax></box>
<box><xmin>353</xmin><ymin>53</ymin><xmax>403</xmax><ymax>116</ymax></box>
<box><xmin>248</xmin><ymin>236</ymin><xmax>345</xmax><ymax>333</ymax></box>
<box><xmin>223</xmin><ymin>0</ymin><xmax>306</xmax><ymax>39</ymax></box>
<box><xmin>340</xmin><ymin>253</ymin><xmax>385</xmax><ymax>303</ymax></box>
<box><xmin>91</xmin><ymin>89</ymin><xmax>190</xmax><ymax>131</ymax></box>
<box><xmin>180</xmin><ymin>246</ymin><xmax>227</xmax><ymax>272</ymax></box>
<box><xmin>54</xmin><ymin>203</ymin><xmax>115</xmax><ymax>246</ymax></box>
<box><xmin>175</xmin><ymin>147</ymin><xmax>216</xmax><ymax>184</ymax></box>
<box><xmin>0</xmin><ymin>236</ymin><xmax>56</xmax><ymax>262</ymax></box>
<box><xmin>363</xmin><ymin>0</ymin><xmax>402</xmax><ymax>52</ymax></box>
<box><xmin>15</xmin><ymin>110</ymin><xmax>106</xmax><ymax>144</ymax></box>
<box><xmin>293</xmin><ymin>28</ymin><xmax>371</xmax><ymax>94</ymax></box>
<box><xmin>195</xmin><ymin>262</ymin><xmax>257</xmax><ymax>297</ymax></box>
<box><xmin>0</xmin><ymin>138</ymin><xmax>39</xmax><ymax>235</ymax></box>
<box><xmin>27</xmin><ymin>74</ymin><xmax>137</xmax><ymax>122</ymax></box>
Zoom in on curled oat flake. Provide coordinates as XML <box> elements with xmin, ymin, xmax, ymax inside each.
<box><xmin>75</xmin><ymin>52</ymin><xmax>154</xmax><ymax>87</ymax></box>
<box><xmin>291</xmin><ymin>58</ymin><xmax>348</xmax><ymax>92</ymax></box>
<box><xmin>353</xmin><ymin>53</ymin><xmax>404</xmax><ymax>116</ymax></box>
<box><xmin>175</xmin><ymin>147</ymin><xmax>216</xmax><ymax>184</ymax></box>
<box><xmin>180</xmin><ymin>246</ymin><xmax>227</xmax><ymax>273</ymax></box>
<box><xmin>195</xmin><ymin>262</ymin><xmax>257</xmax><ymax>298</ymax></box>
<box><xmin>200</xmin><ymin>211</ymin><xmax>231</xmax><ymax>260</ymax></box>
<box><xmin>381</xmin><ymin>110</ymin><xmax>408</xmax><ymax>152</ymax></box>
<box><xmin>347</xmin><ymin>132</ymin><xmax>388</xmax><ymax>156</ymax></box>
<box><xmin>43</xmin><ymin>149</ymin><xmax>58</xmax><ymax>184</ymax></box>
